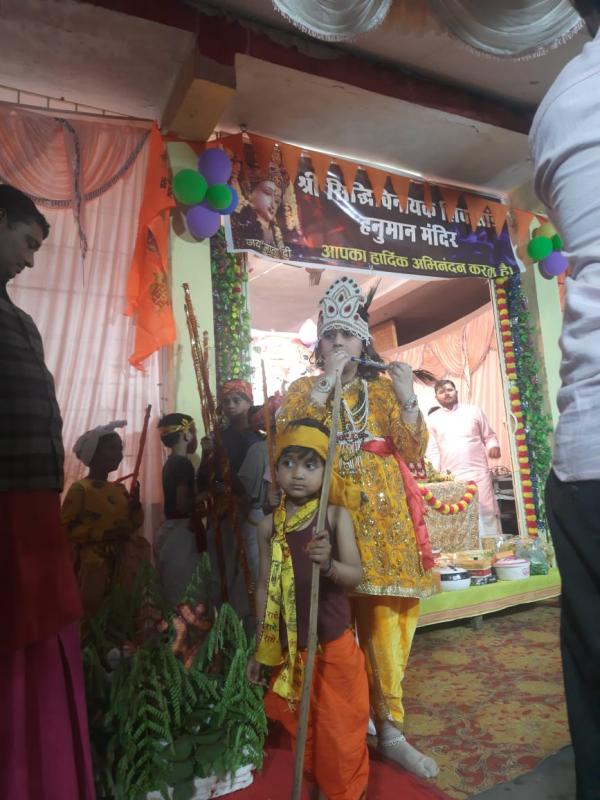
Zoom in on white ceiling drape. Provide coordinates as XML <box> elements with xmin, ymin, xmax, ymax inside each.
<box><xmin>427</xmin><ymin>0</ymin><xmax>584</xmax><ymax>58</ymax></box>
<box><xmin>272</xmin><ymin>0</ymin><xmax>392</xmax><ymax>41</ymax></box>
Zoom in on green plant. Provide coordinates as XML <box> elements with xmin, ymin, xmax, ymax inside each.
<box><xmin>210</xmin><ymin>228</ymin><xmax>252</xmax><ymax>385</ymax></box>
<box><xmin>82</xmin><ymin>555</ymin><xmax>266</xmax><ymax>799</ymax></box>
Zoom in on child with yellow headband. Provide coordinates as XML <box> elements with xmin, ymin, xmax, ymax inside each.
<box><xmin>246</xmin><ymin>418</ymin><xmax>369</xmax><ymax>800</ymax></box>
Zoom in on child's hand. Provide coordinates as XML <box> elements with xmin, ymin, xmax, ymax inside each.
<box><xmin>246</xmin><ymin>656</ymin><xmax>267</xmax><ymax>686</ymax></box>
<box><xmin>306</xmin><ymin>529</ymin><xmax>332</xmax><ymax>570</ymax></box>
<box><xmin>268</xmin><ymin>489</ymin><xmax>282</xmax><ymax>508</ymax></box>
<box><xmin>201</xmin><ymin>435</ymin><xmax>214</xmax><ymax>454</ymax></box>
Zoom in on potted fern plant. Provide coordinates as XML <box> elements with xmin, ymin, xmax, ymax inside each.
<box><xmin>83</xmin><ymin>555</ymin><xmax>266</xmax><ymax>800</ymax></box>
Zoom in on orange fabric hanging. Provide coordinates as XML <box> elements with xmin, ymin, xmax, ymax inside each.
<box><xmin>125</xmin><ymin>123</ymin><xmax>176</xmax><ymax>370</ymax></box>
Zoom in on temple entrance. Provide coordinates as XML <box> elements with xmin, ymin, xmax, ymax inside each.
<box><xmin>247</xmin><ymin>254</ymin><xmax>522</xmax><ymax>547</ymax></box>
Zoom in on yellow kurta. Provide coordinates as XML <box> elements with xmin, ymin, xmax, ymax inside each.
<box><xmin>61</xmin><ymin>479</ymin><xmax>147</xmax><ymax>615</ymax></box>
<box><xmin>277</xmin><ymin>375</ymin><xmax>435</xmax><ymax>599</ymax></box>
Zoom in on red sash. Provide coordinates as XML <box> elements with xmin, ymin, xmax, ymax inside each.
<box><xmin>362</xmin><ymin>438</ymin><xmax>434</xmax><ymax>571</ymax></box>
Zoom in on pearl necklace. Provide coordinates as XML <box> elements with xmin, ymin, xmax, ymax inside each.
<box><xmin>337</xmin><ymin>378</ymin><xmax>369</xmax><ymax>474</ymax></box>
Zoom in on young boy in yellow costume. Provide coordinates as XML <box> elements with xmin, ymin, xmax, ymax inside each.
<box><xmin>247</xmin><ymin>418</ymin><xmax>369</xmax><ymax>800</ymax></box>
<box><xmin>277</xmin><ymin>276</ymin><xmax>439</xmax><ymax>779</ymax></box>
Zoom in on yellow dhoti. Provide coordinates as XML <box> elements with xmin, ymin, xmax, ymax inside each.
<box><xmin>353</xmin><ymin>596</ymin><xmax>420</xmax><ymax>727</ymax></box>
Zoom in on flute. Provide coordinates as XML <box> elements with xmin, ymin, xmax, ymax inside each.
<box><xmin>351</xmin><ymin>356</ymin><xmax>391</xmax><ymax>371</ymax></box>
<box><xmin>350</xmin><ymin>357</ymin><xmax>436</xmax><ymax>384</ymax></box>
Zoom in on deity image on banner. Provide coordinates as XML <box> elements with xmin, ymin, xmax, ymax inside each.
<box><xmin>230</xmin><ymin>143</ymin><xmax>305</xmax><ymax>255</ymax></box>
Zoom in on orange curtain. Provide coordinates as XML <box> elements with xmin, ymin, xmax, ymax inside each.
<box><xmin>124</xmin><ymin>123</ymin><xmax>176</xmax><ymax>370</ymax></box>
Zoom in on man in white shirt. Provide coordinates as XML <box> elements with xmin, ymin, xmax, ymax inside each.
<box><xmin>427</xmin><ymin>379</ymin><xmax>501</xmax><ymax>540</ymax></box>
<box><xmin>530</xmin><ymin>4</ymin><xmax>600</xmax><ymax>797</ymax></box>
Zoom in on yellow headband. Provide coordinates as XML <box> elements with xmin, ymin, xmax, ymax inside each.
<box><xmin>159</xmin><ymin>418</ymin><xmax>195</xmax><ymax>437</ymax></box>
<box><xmin>275</xmin><ymin>424</ymin><xmax>361</xmax><ymax>511</ymax></box>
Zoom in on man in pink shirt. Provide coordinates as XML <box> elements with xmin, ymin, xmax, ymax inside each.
<box><xmin>427</xmin><ymin>379</ymin><xmax>501</xmax><ymax>540</ymax></box>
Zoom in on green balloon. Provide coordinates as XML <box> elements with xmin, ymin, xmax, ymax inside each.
<box><xmin>206</xmin><ymin>183</ymin><xmax>233</xmax><ymax>211</ymax></box>
<box><xmin>527</xmin><ymin>236</ymin><xmax>552</xmax><ymax>262</ymax></box>
<box><xmin>551</xmin><ymin>233</ymin><xmax>563</xmax><ymax>251</ymax></box>
<box><xmin>173</xmin><ymin>169</ymin><xmax>207</xmax><ymax>205</ymax></box>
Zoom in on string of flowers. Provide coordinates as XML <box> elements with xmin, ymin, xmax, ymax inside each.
<box><xmin>494</xmin><ymin>275</ymin><xmax>553</xmax><ymax>538</ymax></box>
<box><xmin>210</xmin><ymin>229</ymin><xmax>252</xmax><ymax>385</ymax></box>
<box><xmin>419</xmin><ymin>482</ymin><xmax>477</xmax><ymax>515</ymax></box>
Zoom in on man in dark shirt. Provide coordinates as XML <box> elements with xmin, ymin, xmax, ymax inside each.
<box><xmin>156</xmin><ymin>412</ymin><xmax>200</xmax><ymax>605</ymax></box>
<box><xmin>0</xmin><ymin>185</ymin><xmax>95</xmax><ymax>797</ymax></box>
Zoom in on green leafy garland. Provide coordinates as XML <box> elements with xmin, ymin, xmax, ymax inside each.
<box><xmin>505</xmin><ymin>274</ymin><xmax>554</xmax><ymax>537</ymax></box>
<box><xmin>83</xmin><ymin>556</ymin><xmax>267</xmax><ymax>799</ymax></box>
<box><xmin>211</xmin><ymin>229</ymin><xmax>252</xmax><ymax>385</ymax></box>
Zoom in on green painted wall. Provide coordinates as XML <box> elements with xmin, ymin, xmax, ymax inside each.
<box><xmin>532</xmin><ymin>267</ymin><xmax>562</xmax><ymax>427</ymax></box>
<box><xmin>167</xmin><ymin>142</ymin><xmax>215</xmax><ymax>438</ymax></box>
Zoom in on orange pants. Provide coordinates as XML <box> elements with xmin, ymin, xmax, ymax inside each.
<box><xmin>265</xmin><ymin>628</ymin><xmax>369</xmax><ymax>800</ymax></box>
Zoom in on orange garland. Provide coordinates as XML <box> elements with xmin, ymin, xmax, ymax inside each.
<box><xmin>419</xmin><ymin>482</ymin><xmax>478</xmax><ymax>515</ymax></box>
<box><xmin>493</xmin><ymin>279</ymin><xmax>538</xmax><ymax>537</ymax></box>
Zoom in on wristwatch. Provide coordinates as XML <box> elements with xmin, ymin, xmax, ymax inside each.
<box><xmin>401</xmin><ymin>394</ymin><xmax>418</xmax><ymax>411</ymax></box>
<box><xmin>316</xmin><ymin>376</ymin><xmax>334</xmax><ymax>394</ymax></box>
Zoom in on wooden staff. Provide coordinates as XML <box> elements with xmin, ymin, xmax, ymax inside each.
<box><xmin>183</xmin><ymin>284</ymin><xmax>254</xmax><ymax>607</ymax></box>
<box><xmin>261</xmin><ymin>359</ymin><xmax>277</xmax><ymax>492</ymax></box>
<box><xmin>291</xmin><ymin>372</ymin><xmax>342</xmax><ymax>800</ymax></box>
<box><xmin>183</xmin><ymin>283</ymin><xmax>211</xmax><ymax>434</ymax></box>
<box><xmin>130</xmin><ymin>404</ymin><xmax>152</xmax><ymax>492</ymax></box>
<box><xmin>115</xmin><ymin>404</ymin><xmax>152</xmax><ymax>489</ymax></box>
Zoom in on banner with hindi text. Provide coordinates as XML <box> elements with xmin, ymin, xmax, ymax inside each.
<box><xmin>222</xmin><ymin>143</ymin><xmax>519</xmax><ymax>281</ymax></box>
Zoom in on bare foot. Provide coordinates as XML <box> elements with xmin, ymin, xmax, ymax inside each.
<box><xmin>378</xmin><ymin>734</ymin><xmax>439</xmax><ymax>779</ymax></box>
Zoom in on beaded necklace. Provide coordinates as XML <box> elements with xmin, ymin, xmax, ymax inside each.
<box><xmin>337</xmin><ymin>378</ymin><xmax>369</xmax><ymax>474</ymax></box>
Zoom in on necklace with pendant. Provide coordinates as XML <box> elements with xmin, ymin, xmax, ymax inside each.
<box><xmin>337</xmin><ymin>379</ymin><xmax>369</xmax><ymax>474</ymax></box>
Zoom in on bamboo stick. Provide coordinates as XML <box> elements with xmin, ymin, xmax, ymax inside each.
<box><xmin>291</xmin><ymin>372</ymin><xmax>342</xmax><ymax>800</ymax></box>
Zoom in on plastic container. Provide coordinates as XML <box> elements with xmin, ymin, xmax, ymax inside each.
<box><xmin>436</xmin><ymin>566</ymin><xmax>471</xmax><ymax>592</ymax></box>
<box><xmin>494</xmin><ymin>557</ymin><xmax>530</xmax><ymax>581</ymax></box>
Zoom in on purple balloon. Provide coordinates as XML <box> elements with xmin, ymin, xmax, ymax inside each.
<box><xmin>537</xmin><ymin>263</ymin><xmax>554</xmax><ymax>281</ymax></box>
<box><xmin>221</xmin><ymin>186</ymin><xmax>239</xmax><ymax>215</ymax></box>
<box><xmin>198</xmin><ymin>148</ymin><xmax>232</xmax><ymax>186</ymax></box>
<box><xmin>540</xmin><ymin>251</ymin><xmax>568</xmax><ymax>277</ymax></box>
<box><xmin>187</xmin><ymin>204</ymin><xmax>221</xmax><ymax>239</ymax></box>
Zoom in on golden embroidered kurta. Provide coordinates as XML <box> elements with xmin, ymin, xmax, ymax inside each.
<box><xmin>277</xmin><ymin>375</ymin><xmax>435</xmax><ymax>599</ymax></box>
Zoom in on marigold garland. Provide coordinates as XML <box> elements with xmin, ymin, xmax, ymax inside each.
<box><xmin>492</xmin><ymin>275</ymin><xmax>553</xmax><ymax>538</ymax></box>
<box><xmin>419</xmin><ymin>482</ymin><xmax>478</xmax><ymax>515</ymax></box>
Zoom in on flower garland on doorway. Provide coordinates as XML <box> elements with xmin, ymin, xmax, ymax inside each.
<box><xmin>210</xmin><ymin>229</ymin><xmax>252</xmax><ymax>385</ymax></box>
<box><xmin>493</xmin><ymin>275</ymin><xmax>553</xmax><ymax>538</ymax></box>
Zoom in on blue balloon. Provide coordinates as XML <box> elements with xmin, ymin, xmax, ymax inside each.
<box><xmin>221</xmin><ymin>186</ymin><xmax>239</xmax><ymax>215</ymax></box>
<box><xmin>198</xmin><ymin>148</ymin><xmax>232</xmax><ymax>186</ymax></box>
<box><xmin>187</xmin><ymin>204</ymin><xmax>220</xmax><ymax>239</ymax></box>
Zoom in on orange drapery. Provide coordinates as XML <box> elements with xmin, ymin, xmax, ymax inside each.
<box><xmin>124</xmin><ymin>123</ymin><xmax>177</xmax><ymax>370</ymax></box>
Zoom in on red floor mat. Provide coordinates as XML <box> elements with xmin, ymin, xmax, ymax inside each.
<box><xmin>237</xmin><ymin>728</ymin><xmax>452</xmax><ymax>799</ymax></box>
